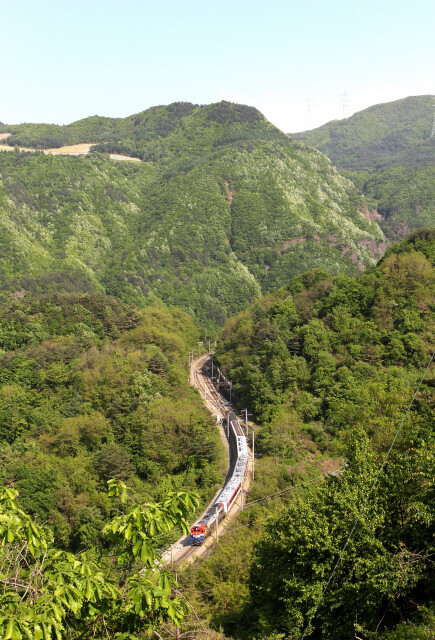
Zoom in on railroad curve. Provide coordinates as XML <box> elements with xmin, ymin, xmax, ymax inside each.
<box><xmin>161</xmin><ymin>353</ymin><xmax>252</xmax><ymax>566</ymax></box>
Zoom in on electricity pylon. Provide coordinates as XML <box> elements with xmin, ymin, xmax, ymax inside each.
<box><xmin>340</xmin><ymin>92</ymin><xmax>350</xmax><ymax>118</ymax></box>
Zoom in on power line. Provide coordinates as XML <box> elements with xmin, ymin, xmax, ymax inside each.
<box><xmin>220</xmin><ymin>475</ymin><xmax>328</xmax><ymax>537</ymax></box>
<box><xmin>242</xmin><ymin>474</ymin><xmax>327</xmax><ymax>510</ymax></box>
<box><xmin>299</xmin><ymin>349</ymin><xmax>435</xmax><ymax>640</ymax></box>
<box><xmin>157</xmin><ymin>474</ymin><xmax>328</xmax><ymax>547</ymax></box>
<box><xmin>340</xmin><ymin>91</ymin><xmax>350</xmax><ymax>117</ymax></box>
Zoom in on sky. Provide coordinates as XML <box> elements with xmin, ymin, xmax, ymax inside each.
<box><xmin>1</xmin><ymin>0</ymin><xmax>434</xmax><ymax>132</ymax></box>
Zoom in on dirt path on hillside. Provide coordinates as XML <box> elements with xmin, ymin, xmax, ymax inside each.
<box><xmin>44</xmin><ymin>143</ymin><xmax>95</xmax><ymax>155</ymax></box>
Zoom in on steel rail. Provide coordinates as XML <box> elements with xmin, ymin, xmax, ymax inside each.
<box><xmin>162</xmin><ymin>354</ymin><xmax>246</xmax><ymax>564</ymax></box>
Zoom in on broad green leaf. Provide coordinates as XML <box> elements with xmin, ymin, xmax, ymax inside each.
<box><xmin>4</xmin><ymin>619</ymin><xmax>14</xmax><ymax>640</ymax></box>
<box><xmin>132</xmin><ymin>539</ymin><xmax>142</xmax><ymax>557</ymax></box>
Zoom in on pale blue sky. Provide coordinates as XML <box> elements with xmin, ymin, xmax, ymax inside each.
<box><xmin>1</xmin><ymin>0</ymin><xmax>434</xmax><ymax>131</ymax></box>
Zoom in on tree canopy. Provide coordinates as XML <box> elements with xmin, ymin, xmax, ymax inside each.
<box><xmin>0</xmin><ymin>480</ymin><xmax>199</xmax><ymax>639</ymax></box>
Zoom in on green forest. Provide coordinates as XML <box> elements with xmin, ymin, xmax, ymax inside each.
<box><xmin>292</xmin><ymin>96</ymin><xmax>435</xmax><ymax>171</ymax></box>
<box><xmin>1</xmin><ymin>230</ymin><xmax>432</xmax><ymax>639</ymax></box>
<box><xmin>0</xmin><ymin>99</ymin><xmax>434</xmax><ymax>639</ymax></box>
<box><xmin>193</xmin><ymin>228</ymin><xmax>434</xmax><ymax>639</ymax></box>
<box><xmin>292</xmin><ymin>96</ymin><xmax>435</xmax><ymax>241</ymax></box>
<box><xmin>0</xmin><ymin>293</ymin><xmax>229</xmax><ymax>637</ymax></box>
<box><xmin>0</xmin><ymin>102</ymin><xmax>385</xmax><ymax>332</ymax></box>
<box><xmin>0</xmin><ymin>294</ymin><xmax>227</xmax><ymax>543</ymax></box>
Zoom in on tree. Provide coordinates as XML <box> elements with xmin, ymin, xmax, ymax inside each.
<box><xmin>249</xmin><ymin>430</ymin><xmax>434</xmax><ymax>639</ymax></box>
<box><xmin>94</xmin><ymin>443</ymin><xmax>135</xmax><ymax>482</ymax></box>
<box><xmin>0</xmin><ymin>481</ymin><xmax>199</xmax><ymax>639</ymax></box>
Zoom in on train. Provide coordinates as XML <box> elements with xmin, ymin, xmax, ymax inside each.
<box><xmin>190</xmin><ymin>411</ymin><xmax>248</xmax><ymax>545</ymax></box>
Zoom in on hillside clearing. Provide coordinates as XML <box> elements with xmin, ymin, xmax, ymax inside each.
<box><xmin>0</xmin><ymin>138</ymin><xmax>141</xmax><ymax>162</ymax></box>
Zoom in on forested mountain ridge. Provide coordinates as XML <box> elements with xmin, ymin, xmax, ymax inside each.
<box><xmin>196</xmin><ymin>228</ymin><xmax>435</xmax><ymax>639</ymax></box>
<box><xmin>291</xmin><ymin>95</ymin><xmax>435</xmax><ymax>170</ymax></box>
<box><xmin>0</xmin><ymin>101</ymin><xmax>280</xmax><ymax>162</ymax></box>
<box><xmin>0</xmin><ymin>92</ymin><xmax>434</xmax><ymax>637</ymax></box>
<box><xmin>217</xmin><ymin>226</ymin><xmax>435</xmax><ymax>451</ymax></box>
<box><xmin>0</xmin><ymin>102</ymin><xmax>385</xmax><ymax>330</ymax></box>
<box><xmin>292</xmin><ymin>95</ymin><xmax>435</xmax><ymax>241</ymax></box>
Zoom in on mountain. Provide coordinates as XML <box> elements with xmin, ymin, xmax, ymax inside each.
<box><xmin>292</xmin><ymin>95</ymin><xmax>435</xmax><ymax>240</ymax></box>
<box><xmin>1</xmin><ymin>101</ymin><xmax>275</xmax><ymax>161</ymax></box>
<box><xmin>208</xmin><ymin>228</ymin><xmax>435</xmax><ymax>639</ymax></box>
<box><xmin>0</xmin><ymin>102</ymin><xmax>385</xmax><ymax>330</ymax></box>
<box><xmin>291</xmin><ymin>95</ymin><xmax>435</xmax><ymax>170</ymax></box>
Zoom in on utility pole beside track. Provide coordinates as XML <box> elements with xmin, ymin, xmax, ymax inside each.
<box><xmin>243</xmin><ymin>408</ymin><xmax>252</xmax><ymax>437</ymax></box>
<box><xmin>164</xmin><ymin>352</ymin><xmax>254</xmax><ymax>566</ymax></box>
<box><xmin>252</xmin><ymin>429</ymin><xmax>255</xmax><ymax>481</ymax></box>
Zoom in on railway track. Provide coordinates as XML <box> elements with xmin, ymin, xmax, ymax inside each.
<box><xmin>192</xmin><ymin>356</ymin><xmax>228</xmax><ymax>415</ymax></box>
<box><xmin>161</xmin><ymin>353</ymin><xmax>251</xmax><ymax>565</ymax></box>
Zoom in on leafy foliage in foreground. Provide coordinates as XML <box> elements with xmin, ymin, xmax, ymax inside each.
<box><xmin>0</xmin><ymin>101</ymin><xmax>385</xmax><ymax>330</ymax></box>
<box><xmin>212</xmin><ymin>229</ymin><xmax>434</xmax><ymax>638</ymax></box>
<box><xmin>250</xmin><ymin>428</ymin><xmax>434</xmax><ymax>639</ymax></box>
<box><xmin>0</xmin><ymin>481</ymin><xmax>199</xmax><ymax>639</ymax></box>
<box><xmin>0</xmin><ymin>293</ymin><xmax>224</xmax><ymax>549</ymax></box>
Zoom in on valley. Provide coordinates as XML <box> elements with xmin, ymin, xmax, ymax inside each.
<box><xmin>162</xmin><ymin>353</ymin><xmax>253</xmax><ymax>567</ymax></box>
<box><xmin>0</xmin><ymin>98</ymin><xmax>433</xmax><ymax>640</ymax></box>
